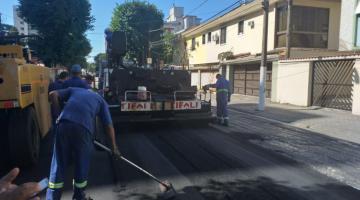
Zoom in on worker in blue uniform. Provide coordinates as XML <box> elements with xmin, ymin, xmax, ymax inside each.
<box><xmin>46</xmin><ymin>88</ymin><xmax>120</xmax><ymax>200</ymax></box>
<box><xmin>63</xmin><ymin>64</ymin><xmax>90</xmax><ymax>89</ymax></box>
<box><xmin>49</xmin><ymin>71</ymin><xmax>69</xmax><ymax>92</ymax></box>
<box><xmin>49</xmin><ymin>71</ymin><xmax>69</xmax><ymax>127</ymax></box>
<box><xmin>85</xmin><ymin>74</ymin><xmax>95</xmax><ymax>89</ymax></box>
<box><xmin>208</xmin><ymin>74</ymin><xmax>231</xmax><ymax>126</ymax></box>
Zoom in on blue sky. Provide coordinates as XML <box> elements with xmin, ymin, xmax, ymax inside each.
<box><xmin>1</xmin><ymin>0</ymin><xmax>238</xmax><ymax>62</ymax></box>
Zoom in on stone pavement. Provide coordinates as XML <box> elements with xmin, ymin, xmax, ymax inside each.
<box><xmin>210</xmin><ymin>94</ymin><xmax>360</xmax><ymax>190</ymax></box>
<box><xmin>227</xmin><ymin>94</ymin><xmax>360</xmax><ymax>144</ymax></box>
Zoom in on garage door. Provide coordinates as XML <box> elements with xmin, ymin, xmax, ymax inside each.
<box><xmin>233</xmin><ymin>64</ymin><xmax>272</xmax><ymax>97</ymax></box>
<box><xmin>312</xmin><ymin>60</ymin><xmax>354</xmax><ymax>111</ymax></box>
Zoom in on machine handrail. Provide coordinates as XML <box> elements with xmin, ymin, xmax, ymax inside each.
<box><xmin>125</xmin><ymin>90</ymin><xmax>152</xmax><ymax>101</ymax></box>
<box><xmin>173</xmin><ymin>90</ymin><xmax>196</xmax><ymax>101</ymax></box>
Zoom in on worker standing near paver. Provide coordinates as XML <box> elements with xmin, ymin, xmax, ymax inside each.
<box><xmin>49</xmin><ymin>71</ymin><xmax>69</xmax><ymax>92</ymax></box>
<box><xmin>85</xmin><ymin>74</ymin><xmax>95</xmax><ymax>89</ymax></box>
<box><xmin>49</xmin><ymin>71</ymin><xmax>69</xmax><ymax>127</ymax></box>
<box><xmin>62</xmin><ymin>64</ymin><xmax>90</xmax><ymax>89</ymax></box>
<box><xmin>46</xmin><ymin>87</ymin><xmax>121</xmax><ymax>200</ymax></box>
<box><xmin>207</xmin><ymin>74</ymin><xmax>231</xmax><ymax>126</ymax></box>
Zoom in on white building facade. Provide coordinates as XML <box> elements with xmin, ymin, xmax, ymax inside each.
<box><xmin>13</xmin><ymin>6</ymin><xmax>37</xmax><ymax>35</ymax></box>
<box><xmin>164</xmin><ymin>6</ymin><xmax>201</xmax><ymax>33</ymax></box>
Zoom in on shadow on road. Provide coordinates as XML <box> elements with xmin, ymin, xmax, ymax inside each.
<box><xmin>114</xmin><ymin>176</ymin><xmax>360</xmax><ymax>200</ymax></box>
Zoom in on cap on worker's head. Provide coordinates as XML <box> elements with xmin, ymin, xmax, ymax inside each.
<box><xmin>216</xmin><ymin>74</ymin><xmax>222</xmax><ymax>79</ymax></box>
<box><xmin>71</xmin><ymin>64</ymin><xmax>82</xmax><ymax>73</ymax></box>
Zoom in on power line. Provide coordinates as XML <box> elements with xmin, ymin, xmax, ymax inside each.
<box><xmin>187</xmin><ymin>0</ymin><xmax>209</xmax><ymax>15</ymax></box>
<box><xmin>202</xmin><ymin>0</ymin><xmax>242</xmax><ymax>23</ymax></box>
<box><xmin>188</xmin><ymin>0</ymin><xmax>256</xmax><ymax>34</ymax></box>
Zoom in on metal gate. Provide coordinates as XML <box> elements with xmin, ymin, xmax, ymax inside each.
<box><xmin>312</xmin><ymin>60</ymin><xmax>354</xmax><ymax>111</ymax></box>
<box><xmin>233</xmin><ymin>64</ymin><xmax>272</xmax><ymax>97</ymax></box>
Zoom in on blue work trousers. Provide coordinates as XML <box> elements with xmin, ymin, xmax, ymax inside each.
<box><xmin>216</xmin><ymin>92</ymin><xmax>229</xmax><ymax>120</ymax></box>
<box><xmin>46</xmin><ymin>120</ymin><xmax>93</xmax><ymax>200</ymax></box>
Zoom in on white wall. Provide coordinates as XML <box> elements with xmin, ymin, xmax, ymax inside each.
<box><xmin>339</xmin><ymin>0</ymin><xmax>356</xmax><ymax>50</ymax></box>
<box><xmin>186</xmin><ymin>5</ymin><xmax>277</xmax><ymax>66</ymax></box>
<box><xmin>271</xmin><ymin>61</ymin><xmax>279</xmax><ymax>102</ymax></box>
<box><xmin>274</xmin><ymin>61</ymin><xmax>312</xmax><ymax>107</ymax></box>
<box><xmin>201</xmin><ymin>72</ymin><xmax>217</xmax><ymax>87</ymax></box>
<box><xmin>353</xmin><ymin>59</ymin><xmax>360</xmax><ymax>115</ymax></box>
<box><xmin>191</xmin><ymin>71</ymin><xmax>199</xmax><ymax>88</ymax></box>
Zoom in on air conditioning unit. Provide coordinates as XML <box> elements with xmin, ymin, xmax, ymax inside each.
<box><xmin>248</xmin><ymin>21</ymin><xmax>255</xmax><ymax>29</ymax></box>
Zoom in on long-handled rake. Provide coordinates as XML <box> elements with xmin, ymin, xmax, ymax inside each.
<box><xmin>93</xmin><ymin>140</ymin><xmax>177</xmax><ymax>199</ymax></box>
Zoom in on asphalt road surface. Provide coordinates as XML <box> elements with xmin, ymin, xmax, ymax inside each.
<box><xmin>1</xmin><ymin>122</ymin><xmax>360</xmax><ymax>200</ymax></box>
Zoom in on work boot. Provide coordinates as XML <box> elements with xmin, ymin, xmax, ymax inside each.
<box><xmin>72</xmin><ymin>190</ymin><xmax>91</xmax><ymax>200</ymax></box>
<box><xmin>222</xmin><ymin>119</ymin><xmax>229</xmax><ymax>126</ymax></box>
<box><xmin>72</xmin><ymin>196</ymin><xmax>93</xmax><ymax>200</ymax></box>
<box><xmin>217</xmin><ymin>118</ymin><xmax>223</xmax><ymax>125</ymax></box>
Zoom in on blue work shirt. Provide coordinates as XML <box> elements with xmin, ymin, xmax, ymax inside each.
<box><xmin>63</xmin><ymin>76</ymin><xmax>90</xmax><ymax>89</ymax></box>
<box><xmin>49</xmin><ymin>80</ymin><xmax>64</xmax><ymax>92</ymax></box>
<box><xmin>57</xmin><ymin>88</ymin><xmax>112</xmax><ymax>134</ymax></box>
<box><xmin>215</xmin><ymin>77</ymin><xmax>230</xmax><ymax>92</ymax></box>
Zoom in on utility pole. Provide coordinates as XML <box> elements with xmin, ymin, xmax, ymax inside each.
<box><xmin>0</xmin><ymin>13</ymin><xmax>3</xmax><ymax>34</ymax></box>
<box><xmin>285</xmin><ymin>0</ymin><xmax>293</xmax><ymax>58</ymax></box>
<box><xmin>147</xmin><ymin>28</ymin><xmax>152</xmax><ymax>68</ymax></box>
<box><xmin>147</xmin><ymin>27</ymin><xmax>164</xmax><ymax>69</ymax></box>
<box><xmin>258</xmin><ymin>0</ymin><xmax>269</xmax><ymax>111</ymax></box>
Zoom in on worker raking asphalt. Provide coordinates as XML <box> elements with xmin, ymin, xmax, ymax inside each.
<box><xmin>94</xmin><ymin>140</ymin><xmax>177</xmax><ymax>200</ymax></box>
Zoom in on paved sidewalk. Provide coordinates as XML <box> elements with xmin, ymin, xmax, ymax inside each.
<box><xmin>210</xmin><ymin>94</ymin><xmax>360</xmax><ymax>190</ymax></box>
<box><xmin>227</xmin><ymin>95</ymin><xmax>360</xmax><ymax>144</ymax></box>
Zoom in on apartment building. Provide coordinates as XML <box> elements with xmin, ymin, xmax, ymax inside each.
<box><xmin>13</xmin><ymin>6</ymin><xmax>37</xmax><ymax>35</ymax></box>
<box><xmin>164</xmin><ymin>6</ymin><xmax>201</xmax><ymax>33</ymax></box>
<box><xmin>182</xmin><ymin>0</ymin><xmax>341</xmax><ymax>98</ymax></box>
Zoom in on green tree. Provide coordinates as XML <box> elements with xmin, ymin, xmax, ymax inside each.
<box><xmin>110</xmin><ymin>1</ymin><xmax>163</xmax><ymax>66</ymax></box>
<box><xmin>8</xmin><ymin>26</ymin><xmax>19</xmax><ymax>36</ymax></box>
<box><xmin>0</xmin><ymin>24</ymin><xmax>18</xmax><ymax>36</ymax></box>
<box><xmin>94</xmin><ymin>53</ymin><xmax>106</xmax><ymax>67</ymax></box>
<box><xmin>18</xmin><ymin>0</ymin><xmax>94</xmax><ymax>67</ymax></box>
<box><xmin>86</xmin><ymin>62</ymin><xmax>96</xmax><ymax>73</ymax></box>
<box><xmin>162</xmin><ymin>31</ymin><xmax>176</xmax><ymax>64</ymax></box>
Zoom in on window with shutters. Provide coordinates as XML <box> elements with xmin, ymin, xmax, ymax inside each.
<box><xmin>238</xmin><ymin>21</ymin><xmax>244</xmax><ymax>34</ymax></box>
<box><xmin>220</xmin><ymin>27</ymin><xmax>226</xmax><ymax>44</ymax></box>
<box><xmin>191</xmin><ymin>38</ymin><xmax>196</xmax><ymax>50</ymax></box>
<box><xmin>275</xmin><ymin>5</ymin><xmax>329</xmax><ymax>48</ymax></box>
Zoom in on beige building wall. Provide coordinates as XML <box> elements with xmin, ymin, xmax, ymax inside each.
<box><xmin>185</xmin><ymin>0</ymin><xmax>341</xmax><ymax>66</ymax></box>
<box><xmin>274</xmin><ymin>61</ymin><xmax>312</xmax><ymax>106</ymax></box>
<box><xmin>353</xmin><ymin>59</ymin><xmax>360</xmax><ymax>116</ymax></box>
<box><xmin>294</xmin><ymin>0</ymin><xmax>341</xmax><ymax>50</ymax></box>
<box><xmin>186</xmin><ymin>4</ymin><xmax>277</xmax><ymax>66</ymax></box>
